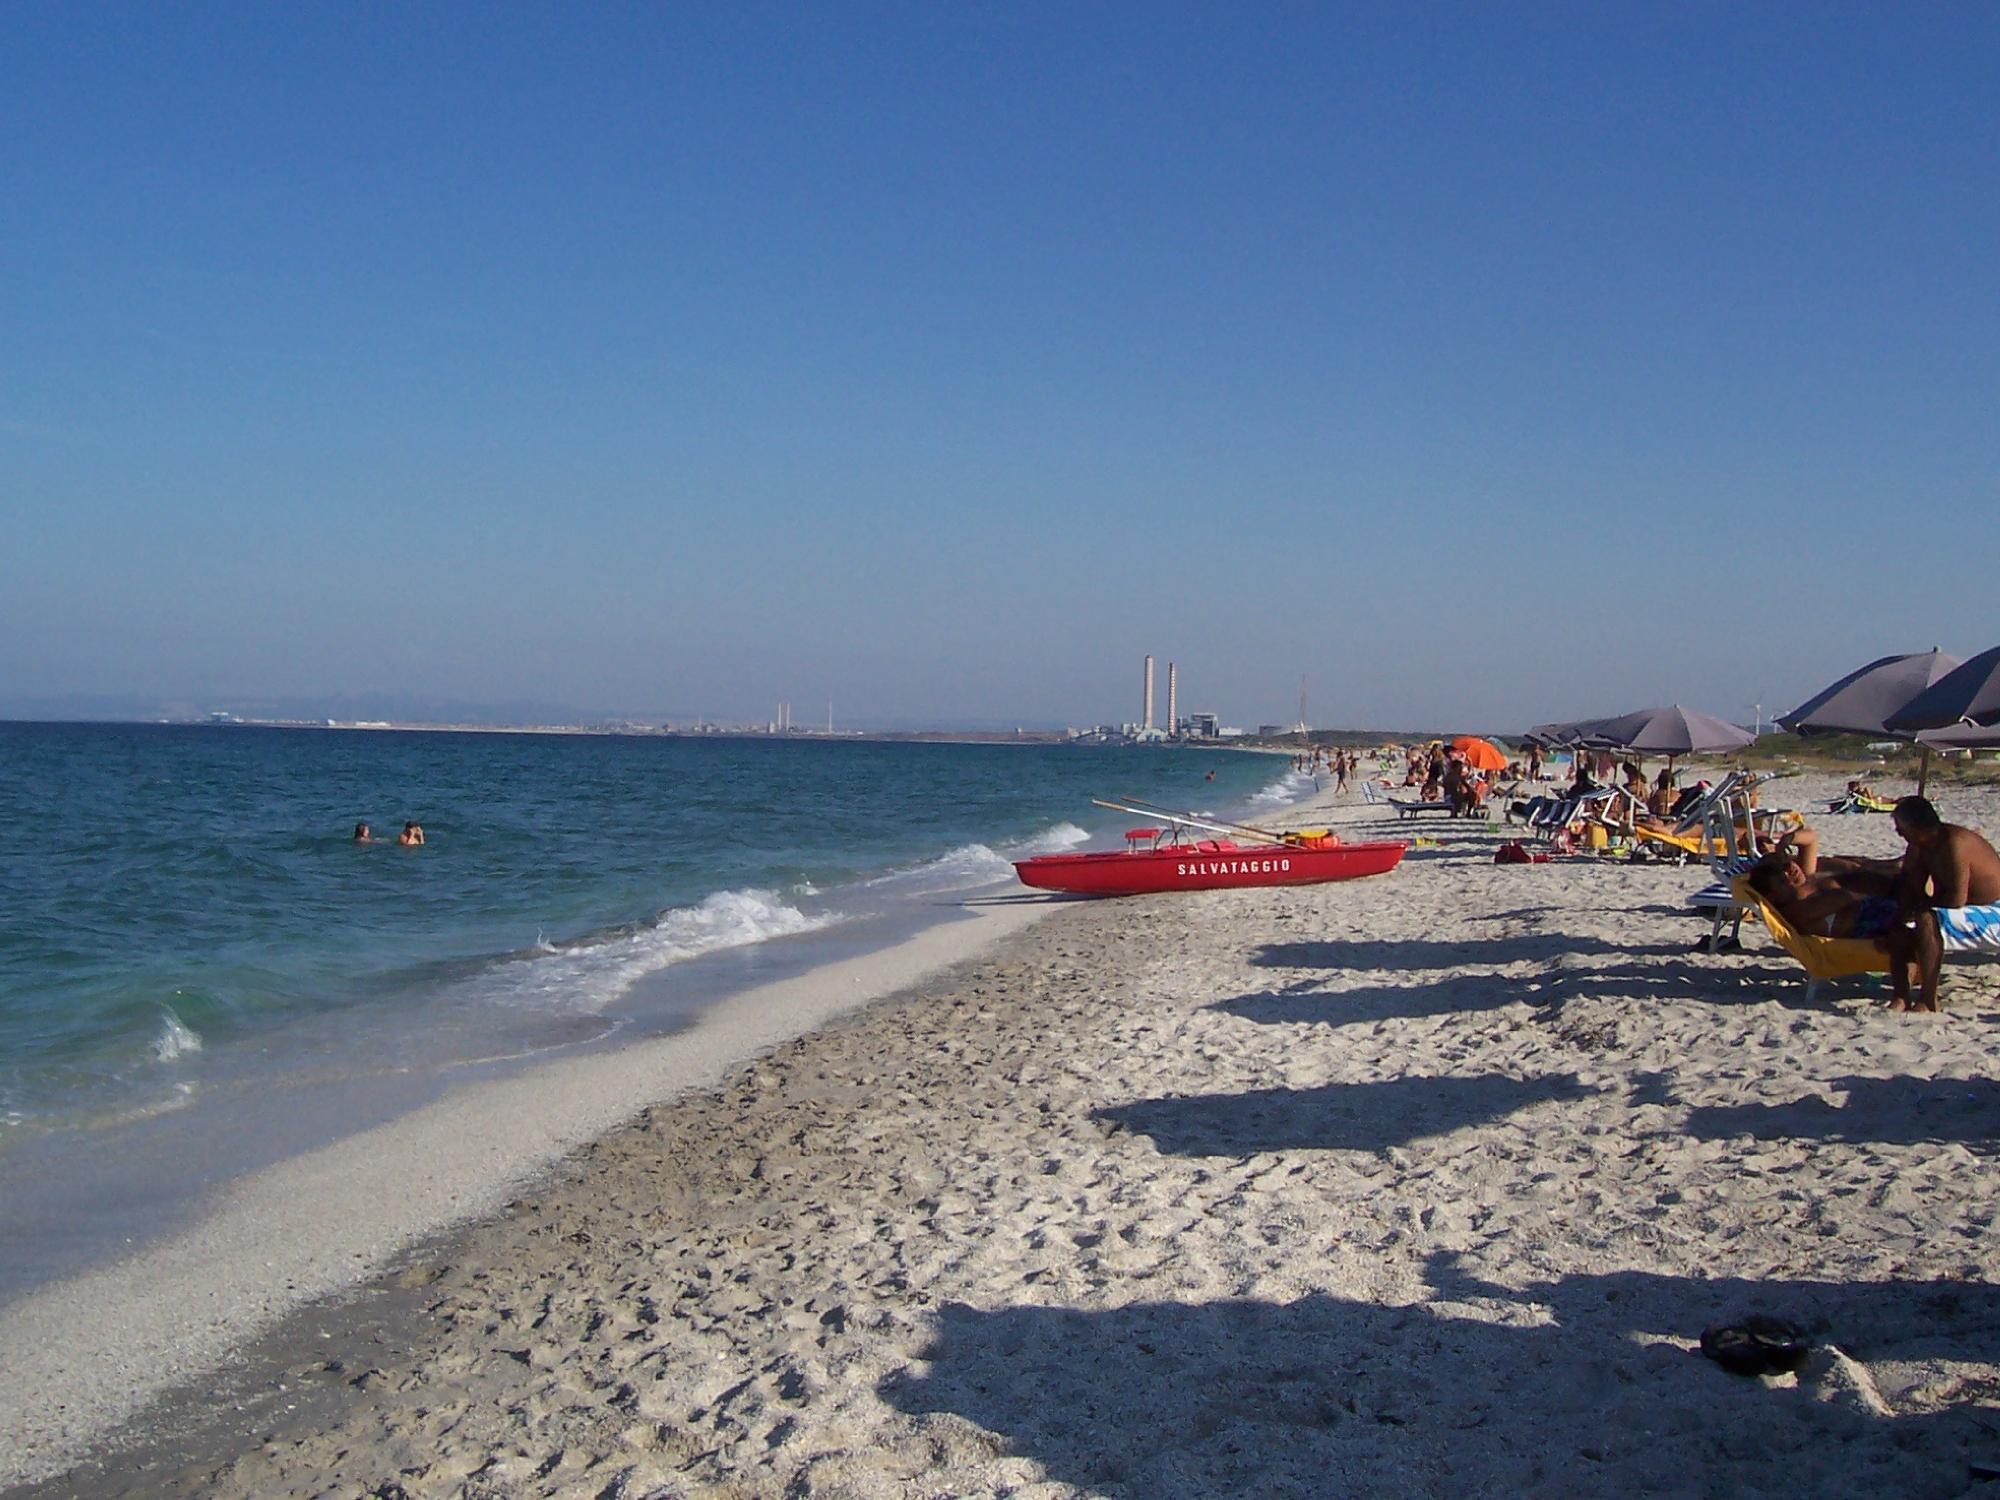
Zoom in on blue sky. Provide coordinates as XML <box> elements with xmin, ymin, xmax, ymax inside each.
<box><xmin>4</xmin><ymin>3</ymin><xmax>1995</xmax><ymax>730</ymax></box>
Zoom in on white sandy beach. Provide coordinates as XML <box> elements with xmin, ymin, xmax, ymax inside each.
<box><xmin>8</xmin><ymin>767</ymin><xmax>2000</xmax><ymax>1498</ymax></box>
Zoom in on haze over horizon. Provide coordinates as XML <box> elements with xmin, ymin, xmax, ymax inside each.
<box><xmin>6</xmin><ymin>4</ymin><xmax>1995</xmax><ymax>733</ymax></box>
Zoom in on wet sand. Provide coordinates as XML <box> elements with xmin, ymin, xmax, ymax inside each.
<box><xmin>9</xmin><ymin>770</ymin><xmax>2000</xmax><ymax>1498</ymax></box>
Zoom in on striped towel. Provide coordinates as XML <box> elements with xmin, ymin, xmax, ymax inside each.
<box><xmin>1938</xmin><ymin>903</ymin><xmax>2000</xmax><ymax>954</ymax></box>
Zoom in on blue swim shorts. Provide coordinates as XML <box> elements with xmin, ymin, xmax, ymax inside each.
<box><xmin>1851</xmin><ymin>896</ymin><xmax>1901</xmax><ymax>940</ymax></box>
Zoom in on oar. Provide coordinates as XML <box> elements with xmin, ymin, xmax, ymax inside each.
<box><xmin>1090</xmin><ymin>799</ymin><xmax>1269</xmax><ymax>844</ymax></box>
<box><xmin>1090</xmin><ymin>798</ymin><xmax>1288</xmax><ymax>846</ymax></box>
<box><xmin>1098</xmin><ymin>795</ymin><xmax>1289</xmax><ymax>846</ymax></box>
<box><xmin>1113</xmin><ymin>792</ymin><xmax>1296</xmax><ymax>843</ymax></box>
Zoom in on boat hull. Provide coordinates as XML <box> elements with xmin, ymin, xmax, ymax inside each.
<box><xmin>1013</xmin><ymin>839</ymin><xmax>1407</xmax><ymax>896</ymax></box>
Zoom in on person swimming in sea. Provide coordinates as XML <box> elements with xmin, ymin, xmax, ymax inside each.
<box><xmin>353</xmin><ymin>822</ymin><xmax>375</xmax><ymax>844</ymax></box>
<box><xmin>398</xmin><ymin>821</ymin><xmax>425</xmax><ymax>846</ymax></box>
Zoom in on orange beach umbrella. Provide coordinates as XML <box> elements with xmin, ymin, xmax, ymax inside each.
<box><xmin>1450</xmin><ymin>736</ymin><xmax>1508</xmax><ymax>771</ymax></box>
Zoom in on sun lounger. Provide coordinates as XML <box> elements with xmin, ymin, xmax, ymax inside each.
<box><xmin>1630</xmin><ymin>821</ymin><xmax>1737</xmax><ymax>863</ymax></box>
<box><xmin>1595</xmin><ymin>780</ymin><xmax>1752</xmax><ymax>864</ymax></box>
<box><xmin>1665</xmin><ymin>783</ymin><xmax>1708</xmax><ymax>820</ymax></box>
<box><xmin>1528</xmin><ymin>787</ymin><xmax>1620</xmax><ymax>849</ymax></box>
<box><xmin>1389</xmin><ymin>796</ymin><xmax>1457</xmax><ymax>819</ymax></box>
<box><xmin>1734</xmin><ymin>878</ymin><xmax>2000</xmax><ymax>1002</ymax></box>
<box><xmin>1731</xmin><ymin>875</ymin><xmax>1889</xmax><ymax>1002</ymax></box>
<box><xmin>1683</xmin><ymin>771</ymin><xmax>1784</xmax><ymax>949</ymax></box>
<box><xmin>1508</xmin><ymin>794</ymin><xmax>1555</xmax><ymax>827</ymax></box>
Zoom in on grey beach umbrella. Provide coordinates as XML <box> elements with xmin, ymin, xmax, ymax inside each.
<box><xmin>1524</xmin><ymin>718</ymin><xmax>1613</xmax><ymax>749</ymax></box>
<box><xmin>1919</xmin><ymin>722</ymin><xmax>2000</xmax><ymax>749</ymax></box>
<box><xmin>1778</xmin><ymin>649</ymin><xmax>1963</xmax><ymax>735</ymax></box>
<box><xmin>1588</xmin><ymin>705</ymin><xmax>1755</xmax><ymax>757</ymax></box>
<box><xmin>1885</xmin><ymin>645</ymin><xmax>2000</xmax><ymax>733</ymax></box>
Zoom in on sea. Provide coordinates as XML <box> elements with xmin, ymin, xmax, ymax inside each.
<box><xmin>0</xmin><ymin>722</ymin><xmax>1306</xmax><ymax>1303</ymax></box>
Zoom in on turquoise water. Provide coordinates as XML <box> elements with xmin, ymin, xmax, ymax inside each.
<box><xmin>0</xmin><ymin>723</ymin><xmax>1297</xmax><ymax>1139</ymax></box>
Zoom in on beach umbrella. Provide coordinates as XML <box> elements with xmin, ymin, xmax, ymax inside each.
<box><xmin>1588</xmin><ymin>705</ymin><xmax>1755</xmax><ymax>758</ymax></box>
<box><xmin>1778</xmin><ymin>649</ymin><xmax>1964</xmax><ymax>736</ymax></box>
<box><xmin>1886</xmin><ymin>645</ymin><xmax>2000</xmax><ymax>733</ymax></box>
<box><xmin>1920</xmin><ymin>723</ymin><xmax>2000</xmax><ymax>749</ymax></box>
<box><xmin>1524</xmin><ymin>718</ymin><xmax>1613</xmax><ymax>749</ymax></box>
<box><xmin>1883</xmin><ymin>645</ymin><xmax>2000</xmax><ymax>795</ymax></box>
<box><xmin>1450</xmin><ymin>735</ymin><xmax>1508</xmax><ymax>771</ymax></box>
<box><xmin>1580</xmin><ymin>706</ymin><xmax>1752</xmax><ymax>829</ymax></box>
<box><xmin>1779</xmin><ymin>646</ymin><xmax>1969</xmax><ymax>796</ymax></box>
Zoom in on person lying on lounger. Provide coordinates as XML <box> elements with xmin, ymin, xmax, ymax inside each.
<box><xmin>1759</xmin><ymin>824</ymin><xmax>1899</xmax><ymax>880</ymax></box>
<box><xmin>1746</xmin><ymin>851</ymin><xmax>1905</xmax><ymax>942</ymax></box>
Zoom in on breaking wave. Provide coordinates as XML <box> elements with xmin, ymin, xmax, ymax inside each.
<box><xmin>485</xmin><ymin>888</ymin><xmax>833</xmax><ymax>1015</ymax></box>
<box><xmin>153</xmin><ymin>1009</ymin><xmax>203</xmax><ymax>1062</ymax></box>
<box><xmin>1247</xmin><ymin>768</ymin><xmax>1319</xmax><ymax>811</ymax></box>
<box><xmin>864</xmin><ymin>821</ymin><xmax>1093</xmax><ymax>893</ymax></box>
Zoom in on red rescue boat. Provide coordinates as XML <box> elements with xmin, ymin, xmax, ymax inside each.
<box><xmin>1012</xmin><ymin>799</ymin><xmax>1407</xmax><ymax>897</ymax></box>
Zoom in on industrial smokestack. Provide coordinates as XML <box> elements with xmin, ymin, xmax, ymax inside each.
<box><xmin>1167</xmin><ymin>662</ymin><xmax>1178</xmax><ymax>735</ymax></box>
<box><xmin>1143</xmin><ymin>656</ymin><xmax>1155</xmax><ymax>730</ymax></box>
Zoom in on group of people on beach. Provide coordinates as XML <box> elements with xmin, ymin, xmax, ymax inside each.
<box><xmin>353</xmin><ymin>821</ymin><xmax>425</xmax><ymax>846</ymax></box>
<box><xmin>1749</xmin><ymin>796</ymin><xmax>2000</xmax><ymax>1012</ymax></box>
<box><xmin>1292</xmin><ymin>747</ymin><xmax>1358</xmax><ymax>795</ymax></box>
<box><xmin>1402</xmin><ymin>743</ymin><xmax>1495</xmax><ymax>817</ymax></box>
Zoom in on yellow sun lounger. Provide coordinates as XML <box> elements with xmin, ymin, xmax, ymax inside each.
<box><xmin>1731</xmin><ymin>876</ymin><xmax>1889</xmax><ymax>1000</ymax></box>
<box><xmin>1633</xmin><ymin>824</ymin><xmax>1737</xmax><ymax>860</ymax></box>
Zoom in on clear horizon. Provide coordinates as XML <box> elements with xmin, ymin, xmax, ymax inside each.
<box><xmin>6</xmin><ymin>4</ymin><xmax>1996</xmax><ymax>732</ymax></box>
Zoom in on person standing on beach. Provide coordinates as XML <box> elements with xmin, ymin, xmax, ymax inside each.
<box><xmin>1892</xmin><ymin>796</ymin><xmax>2000</xmax><ymax>1012</ymax></box>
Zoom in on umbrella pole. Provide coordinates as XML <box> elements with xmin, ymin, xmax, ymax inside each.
<box><xmin>1918</xmin><ymin>744</ymin><xmax>1931</xmax><ymax>798</ymax></box>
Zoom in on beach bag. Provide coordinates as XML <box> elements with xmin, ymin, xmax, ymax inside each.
<box><xmin>1494</xmin><ymin>841</ymin><xmax>1531</xmax><ymax>865</ymax></box>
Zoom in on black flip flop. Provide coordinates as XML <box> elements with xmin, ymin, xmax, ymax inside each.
<box><xmin>1700</xmin><ymin>1317</ymin><xmax>1811</xmax><ymax>1377</ymax></box>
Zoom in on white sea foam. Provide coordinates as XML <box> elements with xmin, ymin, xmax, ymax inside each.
<box><xmin>865</xmin><ymin>822</ymin><xmax>1094</xmax><ymax>895</ymax></box>
<box><xmin>489</xmin><ymin>889</ymin><xmax>833</xmax><ymax>1014</ymax></box>
<box><xmin>153</xmin><ymin>1010</ymin><xmax>203</xmax><ymax>1063</ymax></box>
<box><xmin>897</xmin><ymin>842</ymin><xmax>1017</xmax><ymax>887</ymax></box>
<box><xmin>1248</xmin><ymin>769</ymin><xmax>1318</xmax><ymax>811</ymax></box>
<box><xmin>1005</xmin><ymin>821</ymin><xmax>1091</xmax><ymax>857</ymax></box>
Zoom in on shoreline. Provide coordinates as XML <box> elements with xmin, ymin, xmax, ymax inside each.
<box><xmin>13</xmin><ymin>769</ymin><xmax>2000</xmax><ymax>1495</ymax></box>
<box><xmin>0</xmin><ymin>734</ymin><xmax>1296</xmax><ymax>1334</ymax></box>
<box><xmin>0</xmin><ymin>893</ymin><xmax>1059</xmax><ymax>1489</ymax></box>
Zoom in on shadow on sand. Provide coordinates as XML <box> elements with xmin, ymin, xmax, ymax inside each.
<box><xmin>880</xmin><ymin>1251</ymin><xmax>1998</xmax><ymax>1498</ymax></box>
<box><xmin>1249</xmin><ymin>935</ymin><xmax>1693</xmax><ymax>972</ymax></box>
<box><xmin>1213</xmin><ymin>952</ymin><xmax>1830</xmax><ymax>1030</ymax></box>
<box><xmin>1683</xmin><ymin>1075</ymin><xmax>2000</xmax><ymax>1148</ymax></box>
<box><xmin>1092</xmin><ymin>1072</ymin><xmax>1598</xmax><ymax>1157</ymax></box>
<box><xmin>1211</xmin><ymin>971</ymin><xmax>1555</xmax><ymax>1028</ymax></box>
<box><xmin>1528</xmin><ymin>957</ymin><xmax>1853</xmax><ymax>1011</ymax></box>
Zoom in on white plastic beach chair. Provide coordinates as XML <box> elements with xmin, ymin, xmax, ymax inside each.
<box><xmin>1684</xmin><ymin>771</ymin><xmax>1781</xmax><ymax>951</ymax></box>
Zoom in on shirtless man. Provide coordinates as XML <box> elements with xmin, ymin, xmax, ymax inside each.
<box><xmin>1893</xmin><ymin>796</ymin><xmax>2000</xmax><ymax>1012</ymax></box>
<box><xmin>1746</xmin><ymin>850</ymin><xmax>1902</xmax><ymax>942</ymax></box>
<box><xmin>1747</xmin><ymin>826</ymin><xmax>1922</xmax><ymax>1004</ymax></box>
<box><xmin>1762</xmin><ymin>824</ymin><xmax>1899</xmax><ymax>882</ymax></box>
